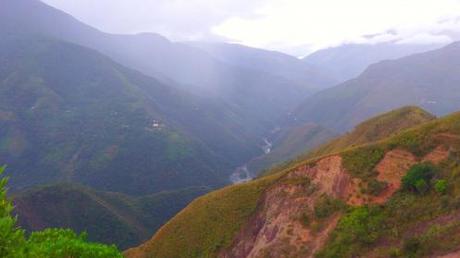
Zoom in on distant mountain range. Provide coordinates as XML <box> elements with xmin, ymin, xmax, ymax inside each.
<box><xmin>1</xmin><ymin>0</ymin><xmax>334</xmax><ymax>131</ymax></box>
<box><xmin>303</xmin><ymin>42</ymin><xmax>444</xmax><ymax>82</ymax></box>
<box><xmin>3</xmin><ymin>0</ymin><xmax>460</xmax><ymax>254</ymax></box>
<box><xmin>294</xmin><ymin>42</ymin><xmax>460</xmax><ymax>131</ymax></box>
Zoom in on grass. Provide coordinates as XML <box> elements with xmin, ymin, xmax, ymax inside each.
<box><xmin>261</xmin><ymin>106</ymin><xmax>435</xmax><ymax>178</ymax></box>
<box><xmin>316</xmin><ymin>157</ymin><xmax>460</xmax><ymax>258</ymax></box>
<box><xmin>127</xmin><ymin>173</ymin><xmax>283</xmax><ymax>258</ymax></box>
<box><xmin>130</xmin><ymin>110</ymin><xmax>460</xmax><ymax>258</ymax></box>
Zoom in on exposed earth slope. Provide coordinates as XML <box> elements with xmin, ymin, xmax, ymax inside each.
<box><xmin>126</xmin><ymin>108</ymin><xmax>460</xmax><ymax>258</ymax></box>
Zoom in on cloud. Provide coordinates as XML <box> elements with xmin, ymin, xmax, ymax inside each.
<box><xmin>41</xmin><ymin>0</ymin><xmax>268</xmax><ymax>40</ymax></box>
<box><xmin>212</xmin><ymin>0</ymin><xmax>460</xmax><ymax>53</ymax></box>
<box><xmin>41</xmin><ymin>0</ymin><xmax>460</xmax><ymax>55</ymax></box>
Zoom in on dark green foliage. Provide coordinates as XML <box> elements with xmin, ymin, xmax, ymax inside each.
<box><xmin>366</xmin><ymin>179</ymin><xmax>388</xmax><ymax>196</ymax></box>
<box><xmin>402</xmin><ymin>163</ymin><xmax>435</xmax><ymax>193</ymax></box>
<box><xmin>315</xmin><ymin>206</ymin><xmax>384</xmax><ymax>258</ymax></box>
<box><xmin>0</xmin><ymin>167</ymin><xmax>123</xmax><ymax>257</ymax></box>
<box><xmin>0</xmin><ymin>166</ymin><xmax>26</xmax><ymax>257</ymax></box>
<box><xmin>14</xmin><ymin>184</ymin><xmax>208</xmax><ymax>249</ymax></box>
<box><xmin>314</xmin><ymin>195</ymin><xmax>346</xmax><ymax>219</ymax></box>
<box><xmin>415</xmin><ymin>179</ymin><xmax>429</xmax><ymax>194</ymax></box>
<box><xmin>435</xmin><ymin>179</ymin><xmax>448</xmax><ymax>194</ymax></box>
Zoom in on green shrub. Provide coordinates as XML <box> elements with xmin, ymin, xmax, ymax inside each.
<box><xmin>402</xmin><ymin>163</ymin><xmax>435</xmax><ymax>193</ymax></box>
<box><xmin>315</xmin><ymin>206</ymin><xmax>384</xmax><ymax>258</ymax></box>
<box><xmin>0</xmin><ymin>166</ymin><xmax>123</xmax><ymax>258</ymax></box>
<box><xmin>366</xmin><ymin>179</ymin><xmax>388</xmax><ymax>196</ymax></box>
<box><xmin>314</xmin><ymin>195</ymin><xmax>346</xmax><ymax>219</ymax></box>
<box><xmin>434</xmin><ymin>180</ymin><xmax>448</xmax><ymax>194</ymax></box>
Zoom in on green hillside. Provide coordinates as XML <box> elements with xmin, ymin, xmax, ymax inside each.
<box><xmin>262</xmin><ymin>106</ymin><xmax>435</xmax><ymax>177</ymax></box>
<box><xmin>13</xmin><ymin>184</ymin><xmax>208</xmax><ymax>249</ymax></box>
<box><xmin>293</xmin><ymin>42</ymin><xmax>460</xmax><ymax>132</ymax></box>
<box><xmin>306</xmin><ymin>106</ymin><xmax>436</xmax><ymax>158</ymax></box>
<box><xmin>126</xmin><ymin>108</ymin><xmax>460</xmax><ymax>258</ymax></box>
<box><xmin>0</xmin><ymin>36</ymin><xmax>260</xmax><ymax>195</ymax></box>
<box><xmin>247</xmin><ymin>123</ymin><xmax>335</xmax><ymax>175</ymax></box>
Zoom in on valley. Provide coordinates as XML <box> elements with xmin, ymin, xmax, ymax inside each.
<box><xmin>1</xmin><ymin>0</ymin><xmax>460</xmax><ymax>257</ymax></box>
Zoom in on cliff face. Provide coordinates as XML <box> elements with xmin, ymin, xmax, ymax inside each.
<box><xmin>220</xmin><ymin>144</ymin><xmax>451</xmax><ymax>258</ymax></box>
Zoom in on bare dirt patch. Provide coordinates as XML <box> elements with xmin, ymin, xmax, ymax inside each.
<box><xmin>373</xmin><ymin>149</ymin><xmax>418</xmax><ymax>204</ymax></box>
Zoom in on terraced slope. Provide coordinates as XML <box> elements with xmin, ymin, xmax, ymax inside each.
<box><xmin>126</xmin><ymin>109</ymin><xmax>460</xmax><ymax>258</ymax></box>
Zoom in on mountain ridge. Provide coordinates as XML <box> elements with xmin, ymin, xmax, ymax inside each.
<box><xmin>125</xmin><ymin>107</ymin><xmax>460</xmax><ymax>258</ymax></box>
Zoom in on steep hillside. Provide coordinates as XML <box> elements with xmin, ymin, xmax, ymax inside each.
<box><xmin>260</xmin><ymin>106</ymin><xmax>435</xmax><ymax>177</ymax></box>
<box><xmin>294</xmin><ymin>42</ymin><xmax>460</xmax><ymax>132</ymax></box>
<box><xmin>126</xmin><ymin>109</ymin><xmax>460</xmax><ymax>258</ymax></box>
<box><xmin>246</xmin><ymin>123</ymin><xmax>336</xmax><ymax>175</ymax></box>
<box><xmin>0</xmin><ymin>0</ymin><xmax>331</xmax><ymax>130</ymax></box>
<box><xmin>303</xmin><ymin>42</ymin><xmax>443</xmax><ymax>82</ymax></box>
<box><xmin>13</xmin><ymin>184</ymin><xmax>208</xmax><ymax>250</ymax></box>
<box><xmin>190</xmin><ymin>42</ymin><xmax>337</xmax><ymax>90</ymax></box>
<box><xmin>0</xmin><ymin>36</ymin><xmax>259</xmax><ymax>194</ymax></box>
<box><xmin>306</xmin><ymin>106</ymin><xmax>436</xmax><ymax>158</ymax></box>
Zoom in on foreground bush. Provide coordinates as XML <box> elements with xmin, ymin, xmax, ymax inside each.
<box><xmin>0</xmin><ymin>166</ymin><xmax>123</xmax><ymax>258</ymax></box>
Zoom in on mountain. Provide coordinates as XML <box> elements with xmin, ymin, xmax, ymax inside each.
<box><xmin>258</xmin><ymin>106</ymin><xmax>435</xmax><ymax>177</ymax></box>
<box><xmin>1</xmin><ymin>0</ymin><xmax>332</xmax><ymax>131</ymax></box>
<box><xmin>245</xmin><ymin>123</ymin><xmax>335</xmax><ymax>175</ymax></box>
<box><xmin>303</xmin><ymin>42</ymin><xmax>444</xmax><ymax>83</ymax></box>
<box><xmin>126</xmin><ymin>108</ymin><xmax>460</xmax><ymax>258</ymax></box>
<box><xmin>293</xmin><ymin>42</ymin><xmax>460</xmax><ymax>132</ymax></box>
<box><xmin>0</xmin><ymin>35</ymin><xmax>261</xmax><ymax>194</ymax></box>
<box><xmin>13</xmin><ymin>183</ymin><xmax>208</xmax><ymax>250</ymax></box>
<box><xmin>189</xmin><ymin>42</ymin><xmax>337</xmax><ymax>90</ymax></box>
<box><xmin>305</xmin><ymin>106</ymin><xmax>436</xmax><ymax>158</ymax></box>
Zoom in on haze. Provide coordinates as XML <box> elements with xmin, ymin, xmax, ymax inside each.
<box><xmin>42</xmin><ymin>0</ymin><xmax>460</xmax><ymax>56</ymax></box>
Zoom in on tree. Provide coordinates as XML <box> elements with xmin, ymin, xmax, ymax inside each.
<box><xmin>0</xmin><ymin>166</ymin><xmax>26</xmax><ymax>257</ymax></box>
<box><xmin>0</xmin><ymin>166</ymin><xmax>123</xmax><ymax>258</ymax></box>
<box><xmin>402</xmin><ymin>163</ymin><xmax>435</xmax><ymax>193</ymax></box>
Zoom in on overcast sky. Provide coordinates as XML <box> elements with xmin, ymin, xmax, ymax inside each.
<box><xmin>41</xmin><ymin>0</ymin><xmax>460</xmax><ymax>56</ymax></box>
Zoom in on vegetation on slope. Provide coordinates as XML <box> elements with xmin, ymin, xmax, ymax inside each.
<box><xmin>0</xmin><ymin>36</ymin><xmax>261</xmax><ymax>195</ymax></box>
<box><xmin>129</xmin><ymin>109</ymin><xmax>460</xmax><ymax>258</ymax></box>
<box><xmin>13</xmin><ymin>184</ymin><xmax>208</xmax><ymax>249</ymax></box>
<box><xmin>317</xmin><ymin>157</ymin><xmax>460</xmax><ymax>257</ymax></box>
<box><xmin>294</xmin><ymin>42</ymin><xmax>460</xmax><ymax>131</ymax></box>
<box><xmin>125</xmin><ymin>173</ymin><xmax>283</xmax><ymax>258</ymax></box>
<box><xmin>248</xmin><ymin>123</ymin><xmax>335</xmax><ymax>175</ymax></box>
<box><xmin>0</xmin><ymin>166</ymin><xmax>123</xmax><ymax>257</ymax></box>
<box><xmin>262</xmin><ymin>106</ymin><xmax>434</xmax><ymax>177</ymax></box>
<box><xmin>308</xmin><ymin>106</ymin><xmax>435</xmax><ymax>158</ymax></box>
